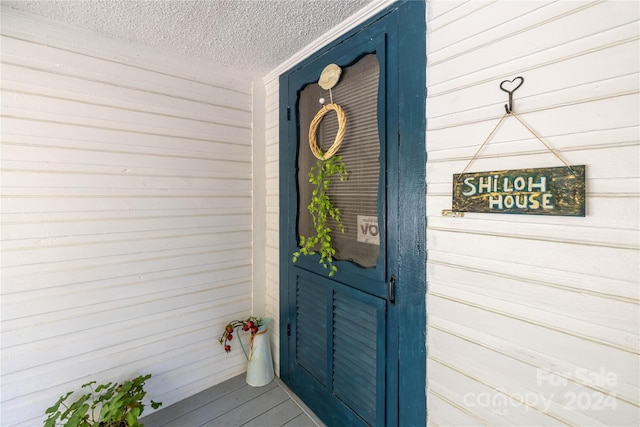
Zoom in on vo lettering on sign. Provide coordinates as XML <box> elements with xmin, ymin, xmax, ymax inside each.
<box><xmin>357</xmin><ymin>215</ymin><xmax>380</xmax><ymax>245</ymax></box>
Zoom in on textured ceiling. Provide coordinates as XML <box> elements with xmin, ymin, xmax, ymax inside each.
<box><xmin>3</xmin><ymin>0</ymin><xmax>375</xmax><ymax>75</ymax></box>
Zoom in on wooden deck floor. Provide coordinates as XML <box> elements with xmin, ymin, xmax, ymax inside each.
<box><xmin>140</xmin><ymin>374</ymin><xmax>325</xmax><ymax>427</ymax></box>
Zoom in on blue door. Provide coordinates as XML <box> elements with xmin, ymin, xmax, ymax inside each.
<box><xmin>279</xmin><ymin>2</ymin><xmax>426</xmax><ymax>426</ymax></box>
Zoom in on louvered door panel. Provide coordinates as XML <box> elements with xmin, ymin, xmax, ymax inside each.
<box><xmin>333</xmin><ymin>290</ymin><xmax>385</xmax><ymax>426</ymax></box>
<box><xmin>292</xmin><ymin>270</ymin><xmax>386</xmax><ymax>426</ymax></box>
<box><xmin>295</xmin><ymin>277</ymin><xmax>328</xmax><ymax>385</ymax></box>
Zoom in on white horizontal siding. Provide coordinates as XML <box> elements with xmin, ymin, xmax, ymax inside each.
<box><xmin>426</xmin><ymin>1</ymin><xmax>639</xmax><ymax>426</ymax></box>
<box><xmin>1</xmin><ymin>8</ymin><xmax>255</xmax><ymax>427</ymax></box>
<box><xmin>264</xmin><ymin>76</ymin><xmax>281</xmax><ymax>375</ymax></box>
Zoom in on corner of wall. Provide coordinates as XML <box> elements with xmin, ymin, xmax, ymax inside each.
<box><xmin>252</xmin><ymin>77</ymin><xmax>268</xmax><ymax>317</ymax></box>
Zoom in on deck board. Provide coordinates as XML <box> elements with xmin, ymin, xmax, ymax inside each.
<box><xmin>242</xmin><ymin>400</ymin><xmax>304</xmax><ymax>427</ymax></box>
<box><xmin>141</xmin><ymin>375</ymin><xmax>324</xmax><ymax>427</ymax></box>
<box><xmin>281</xmin><ymin>412</ymin><xmax>321</xmax><ymax>427</ymax></box>
<box><xmin>142</xmin><ymin>375</ymin><xmax>248</xmax><ymax>426</ymax></box>
<box><xmin>202</xmin><ymin>387</ymin><xmax>289</xmax><ymax>427</ymax></box>
<box><xmin>162</xmin><ymin>382</ymin><xmax>280</xmax><ymax>427</ymax></box>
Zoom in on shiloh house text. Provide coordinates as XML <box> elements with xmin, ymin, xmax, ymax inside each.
<box><xmin>461</xmin><ymin>174</ymin><xmax>553</xmax><ymax>210</ymax></box>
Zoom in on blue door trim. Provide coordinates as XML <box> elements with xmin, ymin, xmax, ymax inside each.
<box><xmin>395</xmin><ymin>2</ymin><xmax>427</xmax><ymax>424</ymax></box>
<box><xmin>279</xmin><ymin>1</ymin><xmax>426</xmax><ymax>425</ymax></box>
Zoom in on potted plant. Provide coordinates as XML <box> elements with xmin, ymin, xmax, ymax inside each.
<box><xmin>218</xmin><ymin>316</ymin><xmax>274</xmax><ymax>386</ymax></box>
<box><xmin>44</xmin><ymin>374</ymin><xmax>162</xmax><ymax>427</ymax></box>
<box><xmin>218</xmin><ymin>316</ymin><xmax>264</xmax><ymax>355</ymax></box>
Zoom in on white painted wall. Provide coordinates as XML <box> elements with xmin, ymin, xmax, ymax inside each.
<box><xmin>426</xmin><ymin>1</ymin><xmax>639</xmax><ymax>425</ymax></box>
<box><xmin>1</xmin><ymin>8</ymin><xmax>257</xmax><ymax>426</ymax></box>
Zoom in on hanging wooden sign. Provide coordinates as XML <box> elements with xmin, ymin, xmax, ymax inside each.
<box><xmin>452</xmin><ymin>165</ymin><xmax>586</xmax><ymax>216</ymax></box>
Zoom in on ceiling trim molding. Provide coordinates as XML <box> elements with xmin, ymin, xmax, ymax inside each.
<box><xmin>262</xmin><ymin>0</ymin><xmax>398</xmax><ymax>84</ymax></box>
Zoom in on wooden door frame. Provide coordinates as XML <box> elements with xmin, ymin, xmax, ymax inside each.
<box><xmin>278</xmin><ymin>1</ymin><xmax>426</xmax><ymax>425</ymax></box>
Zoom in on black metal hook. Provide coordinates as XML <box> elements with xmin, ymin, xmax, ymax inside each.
<box><xmin>500</xmin><ymin>76</ymin><xmax>524</xmax><ymax>114</ymax></box>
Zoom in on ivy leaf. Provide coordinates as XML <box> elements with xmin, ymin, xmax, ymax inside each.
<box><xmin>293</xmin><ymin>155</ymin><xmax>348</xmax><ymax>276</ymax></box>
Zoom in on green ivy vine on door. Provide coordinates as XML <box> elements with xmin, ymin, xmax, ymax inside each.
<box><xmin>292</xmin><ymin>152</ymin><xmax>348</xmax><ymax>276</ymax></box>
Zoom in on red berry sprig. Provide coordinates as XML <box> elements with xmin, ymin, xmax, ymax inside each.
<box><xmin>218</xmin><ymin>316</ymin><xmax>263</xmax><ymax>353</ymax></box>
